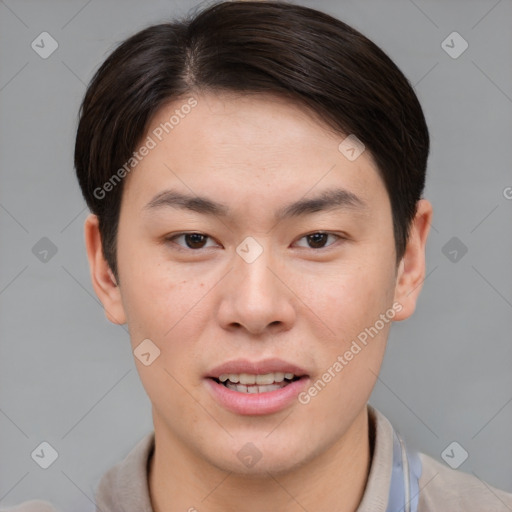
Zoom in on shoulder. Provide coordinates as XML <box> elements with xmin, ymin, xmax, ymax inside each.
<box><xmin>418</xmin><ymin>452</ymin><xmax>512</xmax><ymax>511</ymax></box>
<box><xmin>94</xmin><ymin>432</ymin><xmax>155</xmax><ymax>511</ymax></box>
<box><xmin>0</xmin><ymin>501</ymin><xmax>59</xmax><ymax>512</ymax></box>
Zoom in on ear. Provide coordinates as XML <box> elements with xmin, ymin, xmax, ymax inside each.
<box><xmin>84</xmin><ymin>213</ymin><xmax>127</xmax><ymax>325</ymax></box>
<box><xmin>393</xmin><ymin>199</ymin><xmax>433</xmax><ymax>321</ymax></box>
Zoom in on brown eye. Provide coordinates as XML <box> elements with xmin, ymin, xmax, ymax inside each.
<box><xmin>295</xmin><ymin>232</ymin><xmax>340</xmax><ymax>249</ymax></box>
<box><xmin>307</xmin><ymin>233</ymin><xmax>329</xmax><ymax>249</ymax></box>
<box><xmin>167</xmin><ymin>233</ymin><xmax>216</xmax><ymax>250</ymax></box>
<box><xmin>183</xmin><ymin>233</ymin><xmax>208</xmax><ymax>249</ymax></box>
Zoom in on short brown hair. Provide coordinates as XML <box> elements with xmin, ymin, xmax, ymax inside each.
<box><xmin>74</xmin><ymin>0</ymin><xmax>429</xmax><ymax>283</ymax></box>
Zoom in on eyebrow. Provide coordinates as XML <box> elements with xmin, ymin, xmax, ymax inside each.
<box><xmin>143</xmin><ymin>187</ymin><xmax>367</xmax><ymax>221</ymax></box>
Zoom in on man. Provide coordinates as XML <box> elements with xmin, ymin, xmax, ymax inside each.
<box><xmin>34</xmin><ymin>1</ymin><xmax>512</xmax><ymax>511</ymax></box>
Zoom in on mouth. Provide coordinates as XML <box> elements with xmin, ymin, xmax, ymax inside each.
<box><xmin>211</xmin><ymin>372</ymin><xmax>303</xmax><ymax>394</ymax></box>
<box><xmin>204</xmin><ymin>359</ymin><xmax>310</xmax><ymax>415</ymax></box>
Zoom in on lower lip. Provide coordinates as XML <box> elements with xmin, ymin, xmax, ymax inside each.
<box><xmin>205</xmin><ymin>377</ymin><xmax>309</xmax><ymax>416</ymax></box>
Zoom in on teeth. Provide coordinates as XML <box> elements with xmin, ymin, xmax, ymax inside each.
<box><xmin>239</xmin><ymin>373</ymin><xmax>256</xmax><ymax>385</ymax></box>
<box><xmin>256</xmin><ymin>372</ymin><xmax>284</xmax><ymax>385</ymax></box>
<box><xmin>218</xmin><ymin>372</ymin><xmax>295</xmax><ymax>385</ymax></box>
<box><xmin>226</xmin><ymin>381</ymin><xmax>288</xmax><ymax>393</ymax></box>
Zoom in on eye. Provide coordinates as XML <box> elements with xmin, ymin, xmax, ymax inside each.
<box><xmin>165</xmin><ymin>231</ymin><xmax>343</xmax><ymax>251</ymax></box>
<box><xmin>294</xmin><ymin>232</ymin><xmax>341</xmax><ymax>249</ymax></box>
<box><xmin>166</xmin><ymin>232</ymin><xmax>218</xmax><ymax>250</ymax></box>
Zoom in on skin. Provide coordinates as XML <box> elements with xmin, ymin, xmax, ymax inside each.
<box><xmin>85</xmin><ymin>91</ymin><xmax>432</xmax><ymax>512</ymax></box>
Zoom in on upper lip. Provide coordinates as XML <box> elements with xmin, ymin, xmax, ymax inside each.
<box><xmin>206</xmin><ymin>358</ymin><xmax>309</xmax><ymax>379</ymax></box>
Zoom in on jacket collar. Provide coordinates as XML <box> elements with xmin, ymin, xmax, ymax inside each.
<box><xmin>95</xmin><ymin>404</ymin><xmax>396</xmax><ymax>512</ymax></box>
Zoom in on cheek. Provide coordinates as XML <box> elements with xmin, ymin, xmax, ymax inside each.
<box><xmin>291</xmin><ymin>260</ymin><xmax>392</xmax><ymax>325</ymax></box>
<box><xmin>288</xmin><ymin>259</ymin><xmax>395</xmax><ymax>387</ymax></box>
<box><xmin>117</xmin><ymin>239</ymin><xmax>195</xmax><ymax>333</ymax></box>
<box><xmin>120</xmin><ymin>275</ymin><xmax>179</xmax><ymax>337</ymax></box>
<box><xmin>119</xmin><ymin>268</ymin><xmax>214</xmax><ymax>381</ymax></box>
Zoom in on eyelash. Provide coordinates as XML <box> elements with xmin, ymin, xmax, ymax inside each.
<box><xmin>165</xmin><ymin>231</ymin><xmax>345</xmax><ymax>252</ymax></box>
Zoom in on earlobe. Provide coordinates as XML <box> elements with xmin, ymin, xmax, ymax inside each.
<box><xmin>393</xmin><ymin>199</ymin><xmax>433</xmax><ymax>321</ymax></box>
<box><xmin>84</xmin><ymin>213</ymin><xmax>127</xmax><ymax>325</ymax></box>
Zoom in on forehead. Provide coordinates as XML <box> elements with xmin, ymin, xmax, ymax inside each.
<box><xmin>122</xmin><ymin>91</ymin><xmax>386</xmax><ymax>212</ymax></box>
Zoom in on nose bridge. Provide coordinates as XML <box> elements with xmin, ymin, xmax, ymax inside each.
<box><xmin>234</xmin><ymin>235</ymin><xmax>277</xmax><ymax>300</ymax></box>
<box><xmin>219</xmin><ymin>235</ymin><xmax>294</xmax><ymax>333</ymax></box>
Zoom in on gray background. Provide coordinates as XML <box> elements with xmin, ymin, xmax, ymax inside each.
<box><xmin>1</xmin><ymin>0</ymin><xmax>511</xmax><ymax>510</ymax></box>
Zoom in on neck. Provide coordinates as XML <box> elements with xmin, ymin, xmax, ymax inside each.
<box><xmin>149</xmin><ymin>405</ymin><xmax>371</xmax><ymax>512</ymax></box>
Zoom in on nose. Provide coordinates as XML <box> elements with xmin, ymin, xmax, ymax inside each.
<box><xmin>216</xmin><ymin>239</ymin><xmax>296</xmax><ymax>336</ymax></box>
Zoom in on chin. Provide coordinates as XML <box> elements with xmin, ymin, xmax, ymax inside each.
<box><xmin>202</xmin><ymin>438</ymin><xmax>311</xmax><ymax>477</ymax></box>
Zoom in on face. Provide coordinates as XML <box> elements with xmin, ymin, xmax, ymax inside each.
<box><xmin>86</xmin><ymin>91</ymin><xmax>430</xmax><ymax>476</ymax></box>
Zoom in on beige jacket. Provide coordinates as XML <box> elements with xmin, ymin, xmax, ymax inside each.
<box><xmin>5</xmin><ymin>405</ymin><xmax>512</xmax><ymax>511</ymax></box>
<box><xmin>93</xmin><ymin>404</ymin><xmax>512</xmax><ymax>511</ymax></box>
